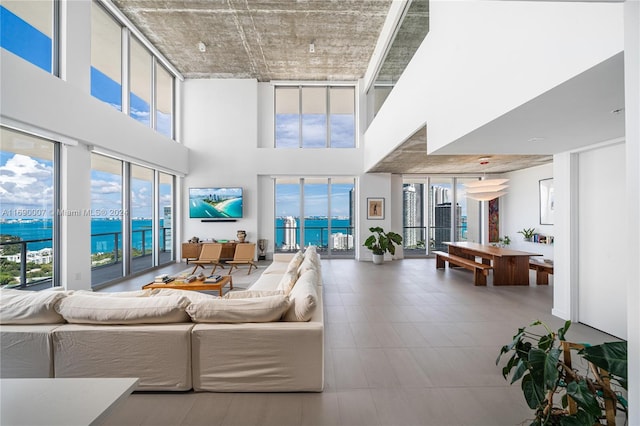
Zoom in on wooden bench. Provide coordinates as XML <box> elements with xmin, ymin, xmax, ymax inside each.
<box><xmin>529</xmin><ymin>259</ymin><xmax>554</xmax><ymax>285</ymax></box>
<box><xmin>433</xmin><ymin>250</ymin><xmax>493</xmax><ymax>286</ymax></box>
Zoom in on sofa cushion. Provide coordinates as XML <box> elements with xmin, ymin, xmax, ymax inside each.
<box><xmin>0</xmin><ymin>288</ymin><xmax>66</xmax><ymax>324</ymax></box>
<box><xmin>55</xmin><ymin>294</ymin><xmax>190</xmax><ymax>324</ymax></box>
<box><xmin>223</xmin><ymin>290</ymin><xmax>284</xmax><ymax>299</ymax></box>
<box><xmin>248</xmin><ymin>273</ymin><xmax>282</xmax><ymax>291</ymax></box>
<box><xmin>186</xmin><ymin>295</ymin><xmax>290</xmax><ymax>323</ymax></box>
<box><xmin>283</xmin><ymin>270</ymin><xmax>318</xmax><ymax>322</ymax></box>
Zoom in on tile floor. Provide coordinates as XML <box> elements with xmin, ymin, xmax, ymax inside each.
<box><xmin>101</xmin><ymin>258</ymin><xmax>617</xmax><ymax>426</ymax></box>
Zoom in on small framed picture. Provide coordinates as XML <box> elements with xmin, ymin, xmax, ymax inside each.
<box><xmin>367</xmin><ymin>197</ymin><xmax>384</xmax><ymax>220</ymax></box>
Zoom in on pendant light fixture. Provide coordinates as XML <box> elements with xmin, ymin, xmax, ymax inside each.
<box><xmin>464</xmin><ymin>158</ymin><xmax>508</xmax><ymax>201</ymax></box>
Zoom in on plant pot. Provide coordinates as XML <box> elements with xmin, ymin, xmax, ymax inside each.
<box><xmin>372</xmin><ymin>254</ymin><xmax>384</xmax><ymax>265</ymax></box>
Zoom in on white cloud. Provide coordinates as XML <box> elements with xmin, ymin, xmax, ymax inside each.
<box><xmin>0</xmin><ymin>154</ymin><xmax>53</xmax><ymax>207</ymax></box>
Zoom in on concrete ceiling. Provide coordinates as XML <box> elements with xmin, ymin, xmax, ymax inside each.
<box><xmin>368</xmin><ymin>127</ymin><xmax>553</xmax><ymax>174</ymax></box>
<box><xmin>111</xmin><ymin>0</ymin><xmax>394</xmax><ymax>81</ymax></box>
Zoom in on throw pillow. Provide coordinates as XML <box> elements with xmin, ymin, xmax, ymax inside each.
<box><xmin>297</xmin><ymin>254</ymin><xmax>317</xmax><ymax>276</ymax></box>
<box><xmin>276</xmin><ymin>270</ymin><xmax>299</xmax><ymax>294</ymax></box>
<box><xmin>284</xmin><ymin>251</ymin><xmax>304</xmax><ymax>275</ymax></box>
<box><xmin>0</xmin><ymin>288</ymin><xmax>66</xmax><ymax>324</ymax></box>
<box><xmin>186</xmin><ymin>295</ymin><xmax>290</xmax><ymax>323</ymax></box>
<box><xmin>283</xmin><ymin>270</ymin><xmax>318</xmax><ymax>322</ymax></box>
<box><xmin>55</xmin><ymin>294</ymin><xmax>190</xmax><ymax>324</ymax></box>
<box><xmin>149</xmin><ymin>288</ymin><xmax>220</xmax><ymax>303</ymax></box>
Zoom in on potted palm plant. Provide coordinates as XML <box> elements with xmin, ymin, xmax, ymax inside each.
<box><xmin>363</xmin><ymin>226</ymin><xmax>403</xmax><ymax>264</ymax></box>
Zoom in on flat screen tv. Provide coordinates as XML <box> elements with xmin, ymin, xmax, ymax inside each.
<box><xmin>189</xmin><ymin>187</ymin><xmax>243</xmax><ymax>219</ymax></box>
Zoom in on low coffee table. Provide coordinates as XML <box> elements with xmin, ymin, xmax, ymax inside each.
<box><xmin>142</xmin><ymin>275</ymin><xmax>233</xmax><ymax>297</ymax></box>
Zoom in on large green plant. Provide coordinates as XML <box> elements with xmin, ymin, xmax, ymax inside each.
<box><xmin>496</xmin><ymin>320</ymin><xmax>628</xmax><ymax>425</ymax></box>
<box><xmin>363</xmin><ymin>226</ymin><xmax>403</xmax><ymax>256</ymax></box>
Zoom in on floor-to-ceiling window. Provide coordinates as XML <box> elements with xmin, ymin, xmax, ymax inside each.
<box><xmin>0</xmin><ymin>0</ymin><xmax>55</xmax><ymax>73</ymax></box>
<box><xmin>155</xmin><ymin>63</ymin><xmax>173</xmax><ymax>138</ymax></box>
<box><xmin>90</xmin><ymin>153</ymin><xmax>124</xmax><ymax>286</ymax></box>
<box><xmin>131</xmin><ymin>165</ymin><xmax>153</xmax><ymax>273</ymax></box>
<box><xmin>90</xmin><ymin>1</ymin><xmax>122</xmax><ymax>111</ymax></box>
<box><xmin>275</xmin><ymin>85</ymin><xmax>355</xmax><ymax>148</ymax></box>
<box><xmin>403</xmin><ymin>177</ymin><xmax>480</xmax><ymax>256</ymax></box>
<box><xmin>329</xmin><ymin>178</ymin><xmax>355</xmax><ymax>256</ymax></box>
<box><xmin>402</xmin><ymin>181</ymin><xmax>426</xmax><ymax>255</ymax></box>
<box><xmin>455</xmin><ymin>178</ymin><xmax>481</xmax><ymax>244</ymax></box>
<box><xmin>274</xmin><ymin>178</ymin><xmax>301</xmax><ymax>251</ymax></box>
<box><xmin>91</xmin><ymin>155</ymin><xmax>175</xmax><ymax>287</ymax></box>
<box><xmin>0</xmin><ymin>127</ymin><xmax>58</xmax><ymax>289</ymax></box>
<box><xmin>429</xmin><ymin>178</ymin><xmax>454</xmax><ymax>252</ymax></box>
<box><xmin>158</xmin><ymin>172</ymin><xmax>173</xmax><ymax>265</ymax></box>
<box><xmin>329</xmin><ymin>87</ymin><xmax>355</xmax><ymax>148</ymax></box>
<box><xmin>275</xmin><ymin>177</ymin><xmax>355</xmax><ymax>257</ymax></box>
<box><xmin>130</xmin><ymin>36</ymin><xmax>152</xmax><ymax>127</ymax></box>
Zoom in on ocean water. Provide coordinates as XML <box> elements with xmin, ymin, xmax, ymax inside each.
<box><xmin>0</xmin><ymin>217</ymin><xmax>350</xmax><ymax>254</ymax></box>
<box><xmin>0</xmin><ymin>219</ymin><xmax>164</xmax><ymax>254</ymax></box>
<box><xmin>274</xmin><ymin>217</ymin><xmax>353</xmax><ymax>248</ymax></box>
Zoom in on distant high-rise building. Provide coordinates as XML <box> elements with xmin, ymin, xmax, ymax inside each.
<box><xmin>163</xmin><ymin>206</ymin><xmax>172</xmax><ymax>251</ymax></box>
<box><xmin>403</xmin><ymin>184</ymin><xmax>424</xmax><ymax>248</ymax></box>
<box><xmin>331</xmin><ymin>232</ymin><xmax>353</xmax><ymax>250</ymax></box>
<box><xmin>283</xmin><ymin>216</ymin><xmax>299</xmax><ymax>250</ymax></box>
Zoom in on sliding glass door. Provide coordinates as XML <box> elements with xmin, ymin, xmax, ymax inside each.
<box><xmin>275</xmin><ymin>177</ymin><xmax>355</xmax><ymax>258</ymax></box>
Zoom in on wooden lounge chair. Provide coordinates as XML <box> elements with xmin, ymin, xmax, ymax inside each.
<box><xmin>190</xmin><ymin>243</ymin><xmax>225</xmax><ymax>275</ymax></box>
<box><xmin>226</xmin><ymin>243</ymin><xmax>257</xmax><ymax>275</ymax></box>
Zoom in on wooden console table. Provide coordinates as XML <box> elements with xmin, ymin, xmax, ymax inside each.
<box><xmin>444</xmin><ymin>242</ymin><xmax>541</xmax><ymax>286</ymax></box>
<box><xmin>181</xmin><ymin>241</ymin><xmax>243</xmax><ymax>262</ymax></box>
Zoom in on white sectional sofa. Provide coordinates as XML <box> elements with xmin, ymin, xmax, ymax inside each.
<box><xmin>0</xmin><ymin>247</ymin><xmax>323</xmax><ymax>392</ymax></box>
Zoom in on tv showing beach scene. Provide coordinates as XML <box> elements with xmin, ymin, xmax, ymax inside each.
<box><xmin>189</xmin><ymin>187</ymin><xmax>243</xmax><ymax>219</ymax></box>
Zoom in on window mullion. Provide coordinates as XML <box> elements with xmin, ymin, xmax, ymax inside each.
<box><xmin>327</xmin><ymin>87</ymin><xmax>332</xmax><ymax>148</ymax></box>
<box><xmin>121</xmin><ymin>27</ymin><xmax>130</xmax><ymax>116</ymax></box>
<box><xmin>298</xmin><ymin>86</ymin><xmax>303</xmax><ymax>148</ymax></box>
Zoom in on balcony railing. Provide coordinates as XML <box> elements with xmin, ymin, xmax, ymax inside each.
<box><xmin>0</xmin><ymin>227</ymin><xmax>172</xmax><ymax>289</ymax></box>
<box><xmin>274</xmin><ymin>226</ymin><xmax>354</xmax><ymax>256</ymax></box>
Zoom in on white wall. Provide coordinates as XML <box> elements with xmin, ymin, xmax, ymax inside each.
<box><xmin>577</xmin><ymin>142</ymin><xmax>626</xmax><ymax>339</ymax></box>
<box><xmin>181</xmin><ymin>79</ymin><xmax>259</xmax><ymax>244</ymax></box>
<box><xmin>502</xmin><ymin>164</ymin><xmax>554</xmax><ymax>259</ymax></box>
<box><xmin>364</xmin><ymin>0</ymin><xmax>624</xmax><ymax>171</ymax></box>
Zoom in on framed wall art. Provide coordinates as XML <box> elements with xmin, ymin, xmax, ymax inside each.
<box><xmin>367</xmin><ymin>197</ymin><xmax>384</xmax><ymax>220</ymax></box>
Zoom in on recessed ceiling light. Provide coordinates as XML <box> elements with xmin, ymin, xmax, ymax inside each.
<box><xmin>528</xmin><ymin>137</ymin><xmax>546</xmax><ymax>143</ymax></box>
<box><xmin>309</xmin><ymin>42</ymin><xmax>315</xmax><ymax>53</ymax></box>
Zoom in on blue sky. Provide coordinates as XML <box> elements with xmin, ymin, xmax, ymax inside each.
<box><xmin>276</xmin><ymin>182</ymin><xmax>353</xmax><ymax>218</ymax></box>
<box><xmin>276</xmin><ymin>114</ymin><xmax>355</xmax><ymax>148</ymax></box>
